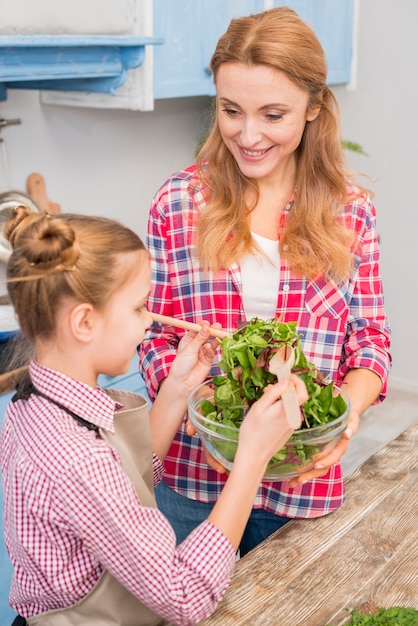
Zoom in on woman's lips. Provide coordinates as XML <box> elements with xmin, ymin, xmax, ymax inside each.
<box><xmin>239</xmin><ymin>146</ymin><xmax>273</xmax><ymax>160</ymax></box>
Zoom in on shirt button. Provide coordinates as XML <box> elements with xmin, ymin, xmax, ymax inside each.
<box><xmin>283</xmin><ymin>284</ymin><xmax>290</xmax><ymax>292</ymax></box>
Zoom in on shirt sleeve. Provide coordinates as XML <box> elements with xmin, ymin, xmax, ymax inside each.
<box><xmin>339</xmin><ymin>194</ymin><xmax>391</xmax><ymax>399</ymax></box>
<box><xmin>152</xmin><ymin>451</ymin><xmax>165</xmax><ymax>486</ymax></box>
<box><xmin>57</xmin><ymin>445</ymin><xmax>236</xmax><ymax>626</ymax></box>
<box><xmin>138</xmin><ymin>187</ymin><xmax>182</xmax><ymax>400</ymax></box>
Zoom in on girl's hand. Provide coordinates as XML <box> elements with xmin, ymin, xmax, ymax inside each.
<box><xmin>288</xmin><ymin>407</ymin><xmax>360</xmax><ymax>488</ymax></box>
<box><xmin>236</xmin><ymin>376</ymin><xmax>308</xmax><ymax>467</ymax></box>
<box><xmin>151</xmin><ymin>322</ymin><xmax>223</xmax><ymax>461</ymax></box>
<box><xmin>168</xmin><ymin>321</ymin><xmax>221</xmax><ymax>396</ymax></box>
<box><xmin>188</xmin><ymin>375</ymin><xmax>308</xmax><ymax>474</ymax></box>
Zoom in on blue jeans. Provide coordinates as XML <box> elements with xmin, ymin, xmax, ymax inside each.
<box><xmin>155</xmin><ymin>482</ymin><xmax>290</xmax><ymax>557</ymax></box>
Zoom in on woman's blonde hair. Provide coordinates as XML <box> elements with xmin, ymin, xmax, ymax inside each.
<box><xmin>196</xmin><ymin>6</ymin><xmax>360</xmax><ymax>281</ymax></box>
<box><xmin>5</xmin><ymin>206</ymin><xmax>145</xmax><ymax>341</ymax></box>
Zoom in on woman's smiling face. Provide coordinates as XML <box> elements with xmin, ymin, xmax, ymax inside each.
<box><xmin>216</xmin><ymin>62</ymin><xmax>319</xmax><ymax>183</ymax></box>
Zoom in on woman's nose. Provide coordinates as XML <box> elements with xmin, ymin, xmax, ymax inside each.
<box><xmin>239</xmin><ymin>118</ymin><xmax>262</xmax><ymax>146</ymax></box>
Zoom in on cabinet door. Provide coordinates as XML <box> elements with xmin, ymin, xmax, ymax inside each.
<box><xmin>272</xmin><ymin>0</ymin><xmax>354</xmax><ymax>84</ymax></box>
<box><xmin>154</xmin><ymin>0</ymin><xmax>353</xmax><ymax>99</ymax></box>
<box><xmin>153</xmin><ymin>0</ymin><xmax>264</xmax><ymax>99</ymax></box>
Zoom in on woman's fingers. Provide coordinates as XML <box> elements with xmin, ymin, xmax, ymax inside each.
<box><xmin>186</xmin><ymin>420</ymin><xmax>227</xmax><ymax>473</ymax></box>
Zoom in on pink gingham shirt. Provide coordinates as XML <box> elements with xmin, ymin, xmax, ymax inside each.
<box><xmin>138</xmin><ymin>164</ymin><xmax>391</xmax><ymax>517</ymax></box>
<box><xmin>0</xmin><ymin>360</ymin><xmax>235</xmax><ymax>623</ymax></box>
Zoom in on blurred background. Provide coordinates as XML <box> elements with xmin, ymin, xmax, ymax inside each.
<box><xmin>1</xmin><ymin>1</ymin><xmax>417</xmax><ymax>623</ymax></box>
<box><xmin>0</xmin><ymin>1</ymin><xmax>415</xmax><ymax>399</ymax></box>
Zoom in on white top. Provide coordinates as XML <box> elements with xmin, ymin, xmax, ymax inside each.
<box><xmin>240</xmin><ymin>231</ymin><xmax>280</xmax><ymax>320</ymax></box>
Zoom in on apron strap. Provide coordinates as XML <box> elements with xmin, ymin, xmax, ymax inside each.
<box><xmin>12</xmin><ymin>374</ymin><xmax>99</xmax><ymax>433</ymax></box>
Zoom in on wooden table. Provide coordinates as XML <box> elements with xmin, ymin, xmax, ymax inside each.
<box><xmin>199</xmin><ymin>421</ymin><xmax>418</xmax><ymax>626</ymax></box>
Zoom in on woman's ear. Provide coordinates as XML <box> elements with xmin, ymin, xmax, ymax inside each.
<box><xmin>306</xmin><ymin>105</ymin><xmax>321</xmax><ymax>122</ymax></box>
<box><xmin>69</xmin><ymin>302</ymin><xmax>96</xmax><ymax>343</ymax></box>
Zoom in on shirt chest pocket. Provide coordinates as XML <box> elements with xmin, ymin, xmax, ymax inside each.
<box><xmin>297</xmin><ymin>282</ymin><xmax>350</xmax><ymax>372</ymax></box>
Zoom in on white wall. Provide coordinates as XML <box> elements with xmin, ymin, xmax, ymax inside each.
<box><xmin>333</xmin><ymin>0</ymin><xmax>418</xmax><ymax>391</ymax></box>
<box><xmin>0</xmin><ymin>90</ymin><xmax>211</xmax><ymax>237</ymax></box>
<box><xmin>0</xmin><ymin>0</ymin><xmax>416</xmax><ymax>390</ymax></box>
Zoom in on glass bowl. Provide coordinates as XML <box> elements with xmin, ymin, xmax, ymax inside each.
<box><xmin>188</xmin><ymin>378</ymin><xmax>351</xmax><ymax>481</ymax></box>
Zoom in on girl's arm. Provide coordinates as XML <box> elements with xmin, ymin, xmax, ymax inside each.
<box><xmin>207</xmin><ymin>377</ymin><xmax>307</xmax><ymax>550</ymax></box>
<box><xmin>151</xmin><ymin>321</ymin><xmax>309</xmax><ymax>551</ymax></box>
<box><xmin>149</xmin><ymin>324</ymin><xmax>218</xmax><ymax>461</ymax></box>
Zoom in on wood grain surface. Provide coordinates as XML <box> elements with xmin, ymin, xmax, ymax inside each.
<box><xmin>199</xmin><ymin>421</ymin><xmax>418</xmax><ymax>626</ymax></box>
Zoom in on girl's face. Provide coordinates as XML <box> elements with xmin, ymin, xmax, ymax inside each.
<box><xmin>96</xmin><ymin>250</ymin><xmax>152</xmax><ymax>378</ymax></box>
<box><xmin>216</xmin><ymin>63</ymin><xmax>319</xmax><ymax>184</ymax></box>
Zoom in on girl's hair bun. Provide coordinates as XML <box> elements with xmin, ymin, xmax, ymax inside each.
<box><xmin>5</xmin><ymin>206</ymin><xmax>145</xmax><ymax>341</ymax></box>
<box><xmin>4</xmin><ymin>205</ymin><xmax>79</xmax><ymax>273</ymax></box>
<box><xmin>4</xmin><ymin>205</ymin><xmax>40</xmax><ymax>247</ymax></box>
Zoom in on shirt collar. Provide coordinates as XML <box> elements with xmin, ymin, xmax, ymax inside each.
<box><xmin>28</xmin><ymin>360</ymin><xmax>122</xmax><ymax>434</ymax></box>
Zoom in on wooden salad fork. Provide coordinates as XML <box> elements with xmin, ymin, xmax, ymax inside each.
<box><xmin>268</xmin><ymin>345</ymin><xmax>302</xmax><ymax>430</ymax></box>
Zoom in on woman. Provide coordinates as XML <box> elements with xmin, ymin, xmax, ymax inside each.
<box><xmin>138</xmin><ymin>6</ymin><xmax>391</xmax><ymax>555</ymax></box>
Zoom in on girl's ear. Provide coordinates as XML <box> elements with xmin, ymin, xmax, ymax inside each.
<box><xmin>69</xmin><ymin>302</ymin><xmax>96</xmax><ymax>343</ymax></box>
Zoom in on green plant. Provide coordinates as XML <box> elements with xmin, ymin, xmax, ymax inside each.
<box><xmin>342</xmin><ymin>139</ymin><xmax>368</xmax><ymax>156</ymax></box>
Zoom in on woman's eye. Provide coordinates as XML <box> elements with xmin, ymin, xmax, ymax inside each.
<box><xmin>266</xmin><ymin>113</ymin><xmax>283</xmax><ymax>121</ymax></box>
<box><xmin>222</xmin><ymin>107</ymin><xmax>240</xmax><ymax>117</ymax></box>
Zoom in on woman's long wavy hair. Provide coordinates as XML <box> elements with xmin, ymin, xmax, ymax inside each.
<box><xmin>196</xmin><ymin>6</ymin><xmax>360</xmax><ymax>281</ymax></box>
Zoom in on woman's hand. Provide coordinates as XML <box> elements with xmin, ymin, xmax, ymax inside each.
<box><xmin>288</xmin><ymin>407</ymin><xmax>360</xmax><ymax>488</ymax></box>
<box><xmin>167</xmin><ymin>321</ymin><xmax>222</xmax><ymax>396</ymax></box>
<box><xmin>186</xmin><ymin>420</ymin><xmax>228</xmax><ymax>474</ymax></box>
<box><xmin>288</xmin><ymin>369</ymin><xmax>381</xmax><ymax>487</ymax></box>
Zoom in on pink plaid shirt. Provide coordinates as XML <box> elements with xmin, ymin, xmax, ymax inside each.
<box><xmin>138</xmin><ymin>164</ymin><xmax>391</xmax><ymax>516</ymax></box>
<box><xmin>0</xmin><ymin>360</ymin><xmax>235</xmax><ymax>622</ymax></box>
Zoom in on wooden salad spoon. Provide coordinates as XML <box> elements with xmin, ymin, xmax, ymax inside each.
<box><xmin>149</xmin><ymin>312</ymin><xmax>230</xmax><ymax>339</ymax></box>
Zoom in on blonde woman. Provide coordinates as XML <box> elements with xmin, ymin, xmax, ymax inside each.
<box><xmin>139</xmin><ymin>6</ymin><xmax>391</xmax><ymax>555</ymax></box>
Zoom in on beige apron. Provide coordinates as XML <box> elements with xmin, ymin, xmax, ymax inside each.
<box><xmin>27</xmin><ymin>389</ymin><xmax>166</xmax><ymax>626</ymax></box>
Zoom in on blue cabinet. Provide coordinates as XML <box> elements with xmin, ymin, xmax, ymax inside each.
<box><xmin>0</xmin><ymin>35</ymin><xmax>163</xmax><ymax>102</ymax></box>
<box><xmin>153</xmin><ymin>0</ymin><xmax>264</xmax><ymax>99</ymax></box>
<box><xmin>273</xmin><ymin>0</ymin><xmax>354</xmax><ymax>84</ymax></box>
<box><xmin>153</xmin><ymin>0</ymin><xmax>353</xmax><ymax>99</ymax></box>
<box><xmin>0</xmin><ymin>1</ymin><xmax>354</xmax><ymax>108</ymax></box>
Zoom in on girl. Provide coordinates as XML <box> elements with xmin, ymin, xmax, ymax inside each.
<box><xmin>0</xmin><ymin>206</ymin><xmax>307</xmax><ymax>625</ymax></box>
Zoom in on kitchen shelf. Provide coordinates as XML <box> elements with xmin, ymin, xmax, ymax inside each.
<box><xmin>0</xmin><ymin>34</ymin><xmax>163</xmax><ymax>101</ymax></box>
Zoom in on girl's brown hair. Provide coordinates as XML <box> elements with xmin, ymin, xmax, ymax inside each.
<box><xmin>5</xmin><ymin>206</ymin><xmax>145</xmax><ymax>341</ymax></box>
<box><xmin>196</xmin><ymin>6</ymin><xmax>359</xmax><ymax>281</ymax></box>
